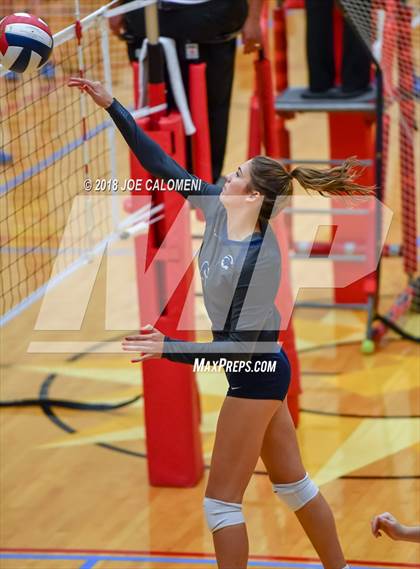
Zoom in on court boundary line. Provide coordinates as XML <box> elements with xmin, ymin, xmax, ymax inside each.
<box><xmin>0</xmin><ymin>548</ymin><xmax>417</xmax><ymax>568</ymax></box>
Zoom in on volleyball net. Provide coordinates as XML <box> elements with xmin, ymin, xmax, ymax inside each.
<box><xmin>338</xmin><ymin>0</ymin><xmax>419</xmax><ymax>340</ymax></box>
<box><xmin>0</xmin><ymin>3</ymin><xmax>129</xmax><ymax>325</ymax></box>
<box><xmin>339</xmin><ymin>0</ymin><xmax>419</xmax><ymax>278</ymax></box>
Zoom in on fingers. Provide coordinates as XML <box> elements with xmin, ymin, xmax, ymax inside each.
<box><xmin>380</xmin><ymin>518</ymin><xmax>395</xmax><ymax>530</ymax></box>
<box><xmin>244</xmin><ymin>41</ymin><xmax>261</xmax><ymax>54</ymax></box>
<box><xmin>131</xmin><ymin>353</ymin><xmax>154</xmax><ymax>363</ymax></box>
<box><xmin>68</xmin><ymin>78</ymin><xmax>102</xmax><ymax>98</ymax></box>
<box><xmin>376</xmin><ymin>512</ymin><xmax>395</xmax><ymax>529</ymax></box>
<box><xmin>122</xmin><ymin>343</ymin><xmax>153</xmax><ymax>352</ymax></box>
<box><xmin>124</xmin><ymin>334</ymin><xmax>157</xmax><ymax>341</ymax></box>
<box><xmin>125</xmin><ymin>325</ymin><xmax>159</xmax><ymax>341</ymax></box>
<box><xmin>123</xmin><ymin>325</ymin><xmax>162</xmax><ymax>362</ymax></box>
<box><xmin>141</xmin><ymin>324</ymin><xmax>158</xmax><ymax>332</ymax></box>
<box><xmin>68</xmin><ymin>76</ymin><xmax>97</xmax><ymax>87</ymax></box>
<box><xmin>243</xmin><ymin>39</ymin><xmax>256</xmax><ymax>54</ymax></box>
<box><xmin>371</xmin><ymin>513</ymin><xmax>395</xmax><ymax>537</ymax></box>
<box><xmin>81</xmin><ymin>84</ymin><xmax>96</xmax><ymax>97</ymax></box>
<box><xmin>371</xmin><ymin>516</ymin><xmax>382</xmax><ymax>538</ymax></box>
<box><xmin>67</xmin><ymin>78</ymin><xmax>89</xmax><ymax>89</ymax></box>
<box><xmin>381</xmin><ymin>512</ymin><xmax>395</xmax><ymax>522</ymax></box>
<box><xmin>371</xmin><ymin>516</ymin><xmax>378</xmax><ymax>533</ymax></box>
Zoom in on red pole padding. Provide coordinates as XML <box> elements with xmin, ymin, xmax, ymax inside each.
<box><xmin>254</xmin><ymin>51</ymin><xmax>280</xmax><ymax>157</ymax></box>
<box><xmin>254</xmin><ymin>40</ymin><xmax>300</xmax><ymax>425</ymax></box>
<box><xmin>148</xmin><ymin>82</ymin><xmax>166</xmax><ymax>127</ymax></box>
<box><xmin>130</xmin><ymin>112</ymin><xmax>204</xmax><ymax>487</ymax></box>
<box><xmin>189</xmin><ymin>63</ymin><xmax>212</xmax><ymax>183</ymax></box>
<box><xmin>272</xmin><ymin>5</ymin><xmax>292</xmax><ymax>240</ymax></box>
<box><xmin>279</xmin><ymin>325</ymin><xmax>301</xmax><ymax>427</ymax></box>
<box><xmin>284</xmin><ymin>0</ymin><xmax>304</xmax><ymax>8</ymax></box>
<box><xmin>273</xmin><ymin>6</ymin><xmax>288</xmax><ymax>94</ymax></box>
<box><xmin>132</xmin><ymin>61</ymin><xmax>140</xmax><ymax>109</ymax></box>
<box><xmin>247</xmin><ymin>93</ymin><xmax>262</xmax><ymax>159</ymax></box>
<box><xmin>273</xmin><ymin>215</ymin><xmax>302</xmax><ymax>427</ymax></box>
<box><xmin>329</xmin><ymin>113</ymin><xmax>376</xmax><ymax>305</ymax></box>
<box><xmin>273</xmin><ymin>6</ymin><xmax>291</xmax><ymax>161</ymax></box>
<box><xmin>189</xmin><ymin>63</ymin><xmax>212</xmax><ymax>223</ymax></box>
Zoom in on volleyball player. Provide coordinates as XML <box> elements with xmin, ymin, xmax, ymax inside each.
<box><xmin>371</xmin><ymin>513</ymin><xmax>420</xmax><ymax>543</ymax></box>
<box><xmin>68</xmin><ymin>77</ymin><xmax>372</xmax><ymax>569</ymax></box>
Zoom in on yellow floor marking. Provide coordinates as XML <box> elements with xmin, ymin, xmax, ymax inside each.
<box><xmin>321</xmin><ymin>359</ymin><xmax>419</xmax><ymax>396</ymax></box>
<box><xmin>319</xmin><ymin>310</ymin><xmax>365</xmax><ymax>327</ymax></box>
<box><xmin>298</xmin><ymin>413</ymin><xmax>363</xmax><ymax>473</ymax></box>
<box><xmin>313</xmin><ymin>417</ymin><xmax>420</xmax><ymax>486</ymax></box>
<box><xmin>41</xmin><ymin>413</ymin><xmax>146</xmax><ymax>448</ymax></box>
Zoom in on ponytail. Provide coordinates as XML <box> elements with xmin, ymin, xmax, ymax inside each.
<box><xmin>290</xmin><ymin>158</ymin><xmax>375</xmax><ymax>197</ymax></box>
<box><xmin>248</xmin><ymin>156</ymin><xmax>374</xmax><ymax>227</ymax></box>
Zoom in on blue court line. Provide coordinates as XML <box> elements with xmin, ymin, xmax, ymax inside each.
<box><xmin>78</xmin><ymin>560</ymin><xmax>99</xmax><ymax>569</ymax></box>
<box><xmin>0</xmin><ymin>553</ymin><xmax>320</xmax><ymax>567</ymax></box>
<box><xmin>0</xmin><ymin>119</ymin><xmax>112</xmax><ymax>196</ymax></box>
<box><xmin>0</xmin><ymin>552</ymin><xmax>393</xmax><ymax>569</ymax></box>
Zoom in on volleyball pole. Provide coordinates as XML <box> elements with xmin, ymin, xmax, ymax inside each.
<box><xmin>129</xmin><ymin>2</ymin><xmax>204</xmax><ymax>487</ymax></box>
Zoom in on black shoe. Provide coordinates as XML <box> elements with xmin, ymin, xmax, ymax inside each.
<box><xmin>331</xmin><ymin>85</ymin><xmax>374</xmax><ymax>99</ymax></box>
<box><xmin>301</xmin><ymin>87</ymin><xmax>339</xmax><ymax>99</ymax></box>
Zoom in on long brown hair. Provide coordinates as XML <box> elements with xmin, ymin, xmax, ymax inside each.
<box><xmin>249</xmin><ymin>156</ymin><xmax>374</xmax><ymax>223</ymax></box>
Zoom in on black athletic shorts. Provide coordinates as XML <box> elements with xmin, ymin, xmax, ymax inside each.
<box><xmin>225</xmin><ymin>348</ymin><xmax>291</xmax><ymax>401</ymax></box>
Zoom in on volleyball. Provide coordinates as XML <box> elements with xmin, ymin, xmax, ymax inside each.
<box><xmin>0</xmin><ymin>13</ymin><xmax>53</xmax><ymax>74</ymax></box>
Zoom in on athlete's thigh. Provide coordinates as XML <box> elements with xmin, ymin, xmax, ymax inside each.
<box><xmin>260</xmin><ymin>398</ymin><xmax>306</xmax><ymax>483</ymax></box>
<box><xmin>206</xmin><ymin>396</ymin><xmax>280</xmax><ymax>503</ymax></box>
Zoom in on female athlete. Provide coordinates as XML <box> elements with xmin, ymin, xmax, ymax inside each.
<box><xmin>69</xmin><ymin>76</ymin><xmax>371</xmax><ymax>569</ymax></box>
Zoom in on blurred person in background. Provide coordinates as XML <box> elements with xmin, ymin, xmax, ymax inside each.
<box><xmin>109</xmin><ymin>0</ymin><xmax>265</xmax><ymax>184</ymax></box>
<box><xmin>303</xmin><ymin>0</ymin><xmax>372</xmax><ymax>99</ymax></box>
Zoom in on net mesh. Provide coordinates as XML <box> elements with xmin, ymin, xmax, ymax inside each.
<box><xmin>339</xmin><ymin>0</ymin><xmax>419</xmax><ymax>277</ymax></box>
<box><xmin>0</xmin><ymin>8</ymin><xmax>124</xmax><ymax>321</ymax></box>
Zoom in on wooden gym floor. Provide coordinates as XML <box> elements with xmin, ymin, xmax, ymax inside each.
<box><xmin>1</xmin><ymin>4</ymin><xmax>419</xmax><ymax>568</ymax></box>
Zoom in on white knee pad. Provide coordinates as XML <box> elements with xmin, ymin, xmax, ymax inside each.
<box><xmin>203</xmin><ymin>497</ymin><xmax>245</xmax><ymax>533</ymax></box>
<box><xmin>273</xmin><ymin>473</ymin><xmax>319</xmax><ymax>512</ymax></box>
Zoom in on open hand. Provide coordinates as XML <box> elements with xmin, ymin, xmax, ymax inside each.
<box><xmin>122</xmin><ymin>325</ymin><xmax>165</xmax><ymax>363</ymax></box>
<box><xmin>68</xmin><ymin>77</ymin><xmax>114</xmax><ymax>109</ymax></box>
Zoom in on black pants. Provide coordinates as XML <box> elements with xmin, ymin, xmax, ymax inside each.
<box><xmin>305</xmin><ymin>0</ymin><xmax>371</xmax><ymax>92</ymax></box>
<box><xmin>123</xmin><ymin>0</ymin><xmax>248</xmax><ymax>182</ymax></box>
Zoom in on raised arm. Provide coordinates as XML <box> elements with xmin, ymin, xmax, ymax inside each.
<box><xmin>106</xmin><ymin>98</ymin><xmax>201</xmax><ymax>188</ymax></box>
<box><xmin>68</xmin><ymin>77</ymin><xmax>220</xmax><ymax>204</ymax></box>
